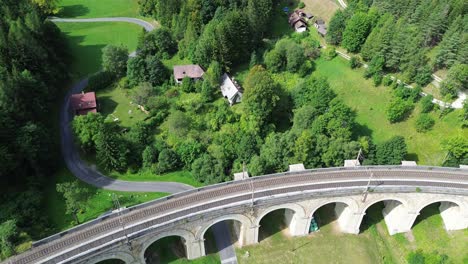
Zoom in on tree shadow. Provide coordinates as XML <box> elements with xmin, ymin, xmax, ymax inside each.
<box><xmin>352</xmin><ymin>122</ymin><xmax>373</xmax><ymax>138</ymax></box>
<box><xmin>97</xmin><ymin>96</ymin><xmax>118</xmax><ymax>117</ymax></box>
<box><xmin>60</xmin><ymin>32</ymin><xmax>106</xmax><ymax>77</ymax></box>
<box><xmin>59</xmin><ymin>5</ymin><xmax>90</xmax><ymax>18</ymax></box>
<box><xmin>405</xmin><ymin>153</ymin><xmax>419</xmax><ymax>162</ymax></box>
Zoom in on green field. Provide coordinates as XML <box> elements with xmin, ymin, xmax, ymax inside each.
<box><xmin>45</xmin><ymin>168</ymin><xmax>167</xmax><ymax>232</ymax></box>
<box><xmin>57</xmin><ymin>22</ymin><xmax>142</xmax><ymax>78</ymax></box>
<box><xmin>97</xmin><ymin>84</ymin><xmax>149</xmax><ymax>127</ymax></box>
<box><xmin>239</xmin><ymin>55</ymin><xmax>467</xmax><ymax>166</ymax></box>
<box><xmin>236</xmin><ymin>204</ymin><xmax>467</xmax><ymax>264</ymax></box>
<box><xmin>311</xmin><ymin>57</ymin><xmax>467</xmax><ymax>165</ymax></box>
<box><xmin>58</xmin><ymin>0</ymin><xmax>140</xmax><ymax>18</ymax></box>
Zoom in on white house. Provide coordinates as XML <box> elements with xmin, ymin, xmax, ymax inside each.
<box><xmin>220</xmin><ymin>73</ymin><xmax>242</xmax><ymax>105</ymax></box>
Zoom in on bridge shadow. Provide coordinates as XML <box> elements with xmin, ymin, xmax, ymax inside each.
<box><xmin>258</xmin><ymin>209</ymin><xmax>288</xmax><ymax>242</ymax></box>
<box><xmin>59</xmin><ymin>5</ymin><xmax>90</xmax><ymax>18</ymax></box>
<box><xmin>313</xmin><ymin>204</ymin><xmax>338</xmax><ymax>230</ymax></box>
<box><xmin>360</xmin><ymin>202</ymin><xmax>385</xmax><ymax>233</ymax></box>
<box><xmin>95</xmin><ymin>259</ymin><xmax>124</xmax><ymax>264</ymax></box>
<box><xmin>412</xmin><ymin>203</ymin><xmax>440</xmax><ymax>228</ymax></box>
<box><xmin>144</xmin><ymin>236</ymin><xmax>187</xmax><ymax>264</ymax></box>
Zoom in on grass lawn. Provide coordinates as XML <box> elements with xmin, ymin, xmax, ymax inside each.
<box><xmin>45</xmin><ymin>168</ymin><xmax>168</xmax><ymax>232</ymax></box>
<box><xmin>57</xmin><ymin>22</ymin><xmax>142</xmax><ymax>78</ymax></box>
<box><xmin>96</xmin><ymin>84</ymin><xmax>148</xmax><ymax>128</ymax></box>
<box><xmin>312</xmin><ymin>57</ymin><xmax>467</xmax><ymax>165</ymax></box>
<box><xmin>58</xmin><ymin>0</ymin><xmax>140</xmax><ymax>18</ymax></box>
<box><xmin>108</xmin><ymin>170</ymin><xmax>205</xmax><ymax>188</ymax></box>
<box><xmin>236</xmin><ymin>204</ymin><xmax>467</xmax><ymax>264</ymax></box>
<box><xmin>302</xmin><ymin>0</ymin><xmax>341</xmax><ymax>23</ymax></box>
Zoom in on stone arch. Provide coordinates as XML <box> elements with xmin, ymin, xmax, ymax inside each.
<box><xmin>139</xmin><ymin>229</ymin><xmax>196</xmax><ymax>263</ymax></box>
<box><xmin>357</xmin><ymin>196</ymin><xmax>410</xmax><ymax>235</ymax></box>
<box><xmin>196</xmin><ymin>214</ymin><xmax>253</xmax><ymax>243</ymax></box>
<box><xmin>196</xmin><ymin>214</ymin><xmax>253</xmax><ymax>255</ymax></box>
<box><xmin>84</xmin><ymin>250</ymin><xmax>136</xmax><ymax>264</ymax></box>
<box><xmin>410</xmin><ymin>198</ymin><xmax>467</xmax><ymax>231</ymax></box>
<box><xmin>307</xmin><ymin>197</ymin><xmax>359</xmax><ymax>234</ymax></box>
<box><xmin>255</xmin><ymin>203</ymin><xmax>307</xmax><ymax>241</ymax></box>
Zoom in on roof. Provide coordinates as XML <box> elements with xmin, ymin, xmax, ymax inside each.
<box><xmin>173</xmin><ymin>65</ymin><xmax>205</xmax><ymax>80</ymax></box>
<box><xmin>70</xmin><ymin>92</ymin><xmax>97</xmax><ymax>111</ymax></box>
<box><xmin>288</xmin><ymin>12</ymin><xmax>306</xmax><ymax>27</ymax></box>
<box><xmin>220</xmin><ymin>73</ymin><xmax>242</xmax><ymax>100</ymax></box>
<box><xmin>317</xmin><ymin>25</ymin><xmax>327</xmax><ymax>35</ymax></box>
<box><xmin>315</xmin><ymin>19</ymin><xmax>325</xmax><ymax>25</ymax></box>
<box><xmin>296</xmin><ymin>9</ymin><xmax>313</xmax><ymax>19</ymax></box>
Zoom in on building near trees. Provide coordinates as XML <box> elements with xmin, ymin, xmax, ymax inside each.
<box><xmin>314</xmin><ymin>19</ymin><xmax>327</xmax><ymax>37</ymax></box>
<box><xmin>220</xmin><ymin>73</ymin><xmax>243</xmax><ymax>105</ymax></box>
<box><xmin>70</xmin><ymin>92</ymin><xmax>97</xmax><ymax>115</ymax></box>
<box><xmin>288</xmin><ymin>11</ymin><xmax>308</xmax><ymax>33</ymax></box>
<box><xmin>173</xmin><ymin>65</ymin><xmax>205</xmax><ymax>84</ymax></box>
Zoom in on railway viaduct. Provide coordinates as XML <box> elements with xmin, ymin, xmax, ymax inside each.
<box><xmin>3</xmin><ymin>166</ymin><xmax>468</xmax><ymax>264</ymax></box>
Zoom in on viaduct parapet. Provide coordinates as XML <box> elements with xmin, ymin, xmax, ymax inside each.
<box><xmin>3</xmin><ymin>166</ymin><xmax>468</xmax><ymax>264</ymax></box>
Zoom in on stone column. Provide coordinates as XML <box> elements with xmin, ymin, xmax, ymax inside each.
<box><xmin>335</xmin><ymin>203</ymin><xmax>361</xmax><ymax>234</ymax></box>
<box><xmin>240</xmin><ymin>224</ymin><xmax>258</xmax><ymax>246</ymax></box>
<box><xmin>382</xmin><ymin>200</ymin><xmax>416</xmax><ymax>235</ymax></box>
<box><xmin>186</xmin><ymin>239</ymin><xmax>204</xmax><ymax>260</ymax></box>
<box><xmin>439</xmin><ymin>202</ymin><xmax>468</xmax><ymax>231</ymax></box>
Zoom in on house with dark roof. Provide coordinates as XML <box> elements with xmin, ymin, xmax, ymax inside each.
<box><xmin>173</xmin><ymin>65</ymin><xmax>205</xmax><ymax>84</ymax></box>
<box><xmin>220</xmin><ymin>73</ymin><xmax>242</xmax><ymax>105</ymax></box>
<box><xmin>70</xmin><ymin>92</ymin><xmax>97</xmax><ymax>115</ymax></box>
<box><xmin>288</xmin><ymin>11</ymin><xmax>307</xmax><ymax>33</ymax></box>
<box><xmin>314</xmin><ymin>19</ymin><xmax>327</xmax><ymax>37</ymax></box>
<box><xmin>297</xmin><ymin>9</ymin><xmax>314</xmax><ymax>20</ymax></box>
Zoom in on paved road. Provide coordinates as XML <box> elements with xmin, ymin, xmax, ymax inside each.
<box><xmin>49</xmin><ymin>17</ymin><xmax>155</xmax><ymax>32</ymax></box>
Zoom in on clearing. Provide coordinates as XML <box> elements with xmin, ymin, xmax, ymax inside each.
<box><xmin>57</xmin><ymin>22</ymin><xmax>141</xmax><ymax>78</ymax></box>
<box><xmin>58</xmin><ymin>0</ymin><xmax>140</xmax><ymax>18</ymax></box>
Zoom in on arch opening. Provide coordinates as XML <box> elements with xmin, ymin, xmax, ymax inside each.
<box><xmin>258</xmin><ymin>208</ymin><xmax>297</xmax><ymax>242</ymax></box>
<box><xmin>309</xmin><ymin>202</ymin><xmax>350</xmax><ymax>234</ymax></box>
<box><xmin>95</xmin><ymin>260</ymin><xmax>125</xmax><ymax>264</ymax></box>
<box><xmin>412</xmin><ymin>201</ymin><xmax>464</xmax><ymax>231</ymax></box>
<box><xmin>359</xmin><ymin>199</ymin><xmax>404</xmax><ymax>235</ymax></box>
<box><xmin>143</xmin><ymin>236</ymin><xmax>188</xmax><ymax>264</ymax></box>
<box><xmin>202</xmin><ymin>219</ymin><xmax>242</xmax><ymax>255</ymax></box>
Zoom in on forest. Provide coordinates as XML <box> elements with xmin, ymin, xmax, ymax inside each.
<box><xmin>0</xmin><ymin>0</ymin><xmax>69</xmax><ymax>259</ymax></box>
<box><xmin>327</xmin><ymin>0</ymin><xmax>467</xmax><ymax>98</ymax></box>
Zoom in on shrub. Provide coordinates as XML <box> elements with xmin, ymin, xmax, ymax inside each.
<box><xmin>349</xmin><ymin>56</ymin><xmax>360</xmax><ymax>69</ymax></box>
<box><xmin>420</xmin><ymin>95</ymin><xmax>434</xmax><ymax>113</ymax></box>
<box><xmin>382</xmin><ymin>76</ymin><xmax>393</xmax><ymax>86</ymax></box>
<box><xmin>323</xmin><ymin>47</ymin><xmax>336</xmax><ymax>61</ymax></box>
<box><xmin>156</xmin><ymin>149</ymin><xmax>179</xmax><ymax>174</ymax></box>
<box><xmin>87</xmin><ymin>71</ymin><xmax>115</xmax><ymax>92</ymax></box>
<box><xmin>298</xmin><ymin>2</ymin><xmax>305</xmax><ymax>9</ymax></box>
<box><xmin>372</xmin><ymin>73</ymin><xmax>382</xmax><ymax>86</ymax></box>
<box><xmin>415</xmin><ymin>114</ymin><xmax>435</xmax><ymax>132</ymax></box>
<box><xmin>386</xmin><ymin>97</ymin><xmax>413</xmax><ymax>123</ymax></box>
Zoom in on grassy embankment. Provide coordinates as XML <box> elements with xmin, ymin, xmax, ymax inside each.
<box><xmin>45</xmin><ymin>169</ymin><xmax>167</xmax><ymax>233</ymax></box>
<box><xmin>236</xmin><ymin>204</ymin><xmax>467</xmax><ymax>264</ymax></box>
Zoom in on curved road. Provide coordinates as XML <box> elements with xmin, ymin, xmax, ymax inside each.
<box><xmin>49</xmin><ymin>17</ymin><xmax>155</xmax><ymax>32</ymax></box>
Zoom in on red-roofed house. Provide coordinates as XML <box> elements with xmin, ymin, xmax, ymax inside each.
<box><xmin>173</xmin><ymin>65</ymin><xmax>205</xmax><ymax>84</ymax></box>
<box><xmin>70</xmin><ymin>92</ymin><xmax>97</xmax><ymax>115</ymax></box>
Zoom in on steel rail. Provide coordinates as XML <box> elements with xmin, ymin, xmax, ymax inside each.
<box><xmin>4</xmin><ymin>166</ymin><xmax>468</xmax><ymax>264</ymax></box>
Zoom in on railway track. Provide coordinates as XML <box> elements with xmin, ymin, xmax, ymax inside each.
<box><xmin>5</xmin><ymin>166</ymin><xmax>468</xmax><ymax>264</ymax></box>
